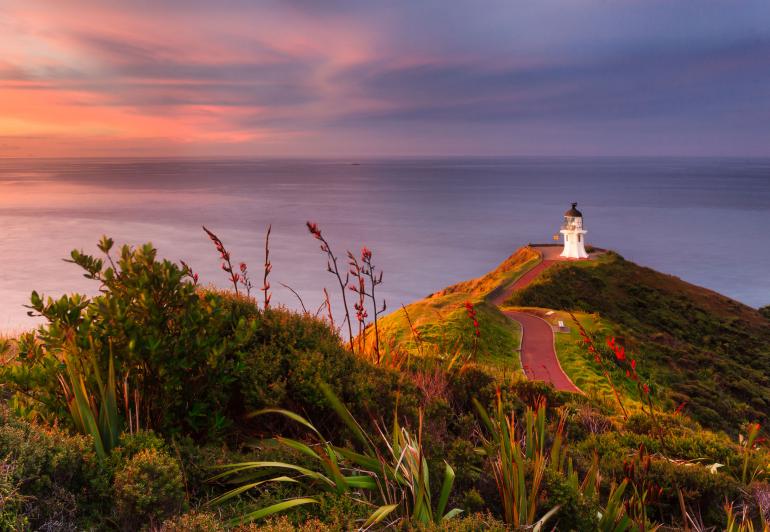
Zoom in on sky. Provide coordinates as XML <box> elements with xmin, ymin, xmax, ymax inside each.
<box><xmin>1</xmin><ymin>0</ymin><xmax>769</xmax><ymax>157</ymax></box>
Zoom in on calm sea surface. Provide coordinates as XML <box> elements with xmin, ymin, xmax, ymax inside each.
<box><xmin>1</xmin><ymin>157</ymin><xmax>769</xmax><ymax>331</ymax></box>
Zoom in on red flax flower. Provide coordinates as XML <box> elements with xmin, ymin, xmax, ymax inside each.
<box><xmin>238</xmin><ymin>262</ymin><xmax>253</xmax><ymax>297</ymax></box>
<box><xmin>306</xmin><ymin>221</ymin><xmax>322</xmax><ymax>239</ymax></box>
<box><xmin>306</xmin><ymin>221</ymin><xmax>354</xmax><ymax>352</ymax></box>
<box><xmin>180</xmin><ymin>260</ymin><xmax>199</xmax><ymax>286</ymax></box>
<box><xmin>203</xmin><ymin>225</ymin><xmax>240</xmax><ymax>295</ymax></box>
<box><xmin>261</xmin><ymin>224</ymin><xmax>272</xmax><ymax>309</ymax></box>
<box><xmin>464</xmin><ymin>301</ymin><xmax>481</xmax><ymax>360</ymax></box>
<box><xmin>465</xmin><ymin>302</ymin><xmax>481</xmax><ymax>338</ymax></box>
<box><xmin>607</xmin><ymin>337</ymin><xmax>626</xmax><ymax>361</ymax></box>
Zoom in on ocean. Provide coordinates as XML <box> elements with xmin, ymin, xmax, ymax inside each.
<box><xmin>1</xmin><ymin>156</ymin><xmax>768</xmax><ymax>331</ymax></box>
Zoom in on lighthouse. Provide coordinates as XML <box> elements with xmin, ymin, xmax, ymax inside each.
<box><xmin>560</xmin><ymin>202</ymin><xmax>588</xmax><ymax>259</ymax></box>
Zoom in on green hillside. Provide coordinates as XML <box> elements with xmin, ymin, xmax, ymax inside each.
<box><xmin>375</xmin><ymin>246</ymin><xmax>540</xmax><ymax>374</ymax></box>
<box><xmin>505</xmin><ymin>251</ymin><xmax>770</xmax><ymax>433</ymax></box>
<box><xmin>4</xmin><ymin>238</ymin><xmax>770</xmax><ymax>529</ymax></box>
<box><xmin>376</xmin><ymin>245</ymin><xmax>770</xmax><ymax>434</ymax></box>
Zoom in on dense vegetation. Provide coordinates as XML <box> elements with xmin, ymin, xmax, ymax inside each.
<box><xmin>0</xmin><ymin>237</ymin><xmax>769</xmax><ymax>530</ymax></box>
<box><xmin>506</xmin><ymin>251</ymin><xmax>770</xmax><ymax>433</ymax></box>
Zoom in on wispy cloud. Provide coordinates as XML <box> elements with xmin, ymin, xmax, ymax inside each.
<box><xmin>0</xmin><ymin>0</ymin><xmax>768</xmax><ymax>156</ymax></box>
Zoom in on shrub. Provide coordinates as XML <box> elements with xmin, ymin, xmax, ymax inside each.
<box><xmin>406</xmin><ymin>512</ymin><xmax>508</xmax><ymax>531</ymax></box>
<box><xmin>541</xmin><ymin>468</ymin><xmax>598</xmax><ymax>530</ymax></box>
<box><xmin>760</xmin><ymin>306</ymin><xmax>770</xmax><ymax>320</ymax></box>
<box><xmin>5</xmin><ymin>239</ymin><xmax>257</xmax><ymax>439</ymax></box>
<box><xmin>160</xmin><ymin>510</ymin><xmax>225</xmax><ymax>531</ymax></box>
<box><xmin>236</xmin><ymin>516</ymin><xmax>333</xmax><ymax>532</ymax></box>
<box><xmin>0</xmin><ymin>459</ymin><xmax>29</xmax><ymax>531</ymax></box>
<box><xmin>0</xmin><ymin>412</ymin><xmax>107</xmax><ymax>529</ymax></box>
<box><xmin>3</xmin><ymin>238</ymin><xmax>420</xmax><ymax>445</ymax></box>
<box><xmin>647</xmin><ymin>459</ymin><xmax>742</xmax><ymax>524</ymax></box>
<box><xmin>113</xmin><ymin>448</ymin><xmax>186</xmax><ymax>529</ymax></box>
<box><xmin>236</xmin><ymin>306</ymin><xmax>421</xmax><ymax>439</ymax></box>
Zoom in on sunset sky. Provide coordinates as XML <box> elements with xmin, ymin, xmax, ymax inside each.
<box><xmin>1</xmin><ymin>0</ymin><xmax>769</xmax><ymax>157</ymax></box>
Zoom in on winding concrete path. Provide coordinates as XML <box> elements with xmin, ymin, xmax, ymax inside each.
<box><xmin>504</xmin><ymin>310</ymin><xmax>580</xmax><ymax>393</ymax></box>
<box><xmin>491</xmin><ymin>245</ymin><xmax>582</xmax><ymax>393</ymax></box>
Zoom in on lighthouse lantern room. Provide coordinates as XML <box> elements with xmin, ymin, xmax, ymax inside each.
<box><xmin>560</xmin><ymin>202</ymin><xmax>588</xmax><ymax>259</ymax></box>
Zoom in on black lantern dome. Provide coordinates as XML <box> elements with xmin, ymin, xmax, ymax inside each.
<box><xmin>564</xmin><ymin>202</ymin><xmax>582</xmax><ymax>217</ymax></box>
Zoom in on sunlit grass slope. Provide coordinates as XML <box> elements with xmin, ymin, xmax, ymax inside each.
<box><xmin>375</xmin><ymin>247</ymin><xmax>541</xmax><ymax>375</ymax></box>
<box><xmin>498</xmin><ymin>306</ymin><xmax>648</xmax><ymax>410</ymax></box>
<box><xmin>506</xmin><ymin>251</ymin><xmax>770</xmax><ymax>434</ymax></box>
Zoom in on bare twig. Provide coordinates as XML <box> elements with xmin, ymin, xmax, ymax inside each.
<box><xmin>401</xmin><ymin>304</ymin><xmax>423</xmax><ymax>358</ymax></box>
<box><xmin>322</xmin><ymin>287</ymin><xmax>336</xmax><ymax>331</ymax></box>
<box><xmin>279</xmin><ymin>282</ymin><xmax>308</xmax><ymax>314</ymax></box>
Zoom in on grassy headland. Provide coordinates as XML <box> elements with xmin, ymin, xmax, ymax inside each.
<box><xmin>505</xmin><ymin>251</ymin><xmax>770</xmax><ymax>433</ymax></box>
<box><xmin>374</xmin><ymin>246</ymin><xmax>540</xmax><ymax>375</ymax></box>
<box><xmin>1</xmin><ymin>234</ymin><xmax>770</xmax><ymax>530</ymax></box>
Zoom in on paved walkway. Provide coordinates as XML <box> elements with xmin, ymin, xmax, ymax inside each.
<box><xmin>493</xmin><ymin>245</ymin><xmax>582</xmax><ymax>393</ymax></box>
<box><xmin>489</xmin><ymin>259</ymin><xmax>556</xmax><ymax>306</ymax></box>
<box><xmin>504</xmin><ymin>311</ymin><xmax>580</xmax><ymax>393</ymax></box>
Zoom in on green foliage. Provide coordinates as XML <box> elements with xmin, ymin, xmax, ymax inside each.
<box><xmin>0</xmin><ymin>458</ymin><xmax>29</xmax><ymax>531</ymax></box>
<box><xmin>0</xmin><ymin>411</ymin><xmax>108</xmax><ymax>529</ymax></box>
<box><xmin>541</xmin><ymin>465</ymin><xmax>600</xmax><ymax>530</ymax></box>
<box><xmin>213</xmin><ymin>383</ymin><xmax>462</xmax><ymax>527</ymax></box>
<box><xmin>506</xmin><ymin>252</ymin><xmax>770</xmax><ymax>433</ymax></box>
<box><xmin>237</xmin><ymin>308</ymin><xmax>418</xmax><ymax>429</ymax></box>
<box><xmin>5</xmin><ymin>239</ymin><xmax>259</xmax><ymax>438</ymax></box>
<box><xmin>473</xmin><ymin>394</ymin><xmax>593</xmax><ymax>528</ymax></box>
<box><xmin>61</xmin><ymin>349</ymin><xmax>121</xmax><ymax>458</ymax></box>
<box><xmin>113</xmin><ymin>447</ymin><xmax>186</xmax><ymax>529</ymax></box>
<box><xmin>759</xmin><ymin>305</ymin><xmax>770</xmax><ymax>320</ymax></box>
<box><xmin>4</xmin><ymin>238</ymin><xmax>416</xmax><ymax>444</ymax></box>
<box><xmin>404</xmin><ymin>512</ymin><xmax>508</xmax><ymax>531</ymax></box>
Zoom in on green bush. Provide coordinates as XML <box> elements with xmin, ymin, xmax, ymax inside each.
<box><xmin>113</xmin><ymin>447</ymin><xmax>186</xmax><ymax>529</ymax></box>
<box><xmin>5</xmin><ymin>239</ymin><xmax>257</xmax><ymax>439</ymax></box>
<box><xmin>541</xmin><ymin>468</ymin><xmax>598</xmax><ymax>530</ymax></box>
<box><xmin>3</xmin><ymin>238</ymin><xmax>420</xmax><ymax>445</ymax></box>
<box><xmin>647</xmin><ymin>459</ymin><xmax>741</xmax><ymax>524</ymax></box>
<box><xmin>760</xmin><ymin>305</ymin><xmax>770</xmax><ymax>320</ymax></box>
<box><xmin>0</xmin><ymin>458</ymin><xmax>29</xmax><ymax>531</ymax></box>
<box><xmin>0</xmin><ymin>412</ymin><xmax>108</xmax><ymax>529</ymax></box>
<box><xmin>236</xmin><ymin>307</ymin><xmax>420</xmax><ymax>432</ymax></box>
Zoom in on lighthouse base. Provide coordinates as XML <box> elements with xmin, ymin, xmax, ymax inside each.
<box><xmin>560</xmin><ymin>229</ymin><xmax>588</xmax><ymax>259</ymax></box>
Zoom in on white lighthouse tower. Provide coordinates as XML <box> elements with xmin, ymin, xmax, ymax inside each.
<box><xmin>560</xmin><ymin>202</ymin><xmax>588</xmax><ymax>259</ymax></box>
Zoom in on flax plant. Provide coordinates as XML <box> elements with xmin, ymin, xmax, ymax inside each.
<box><xmin>211</xmin><ymin>383</ymin><xmax>461</xmax><ymax>528</ymax></box>
<box><xmin>307</xmin><ymin>222</ymin><xmax>354</xmax><ymax>351</ymax></box>
<box><xmin>348</xmin><ymin>251</ymin><xmax>368</xmax><ymax>355</ymax></box>
<box><xmin>58</xmin><ymin>341</ymin><xmax>121</xmax><ymax>459</ymax></box>
<box><xmin>473</xmin><ymin>392</ymin><xmax>561</xmax><ymax>528</ymax></box>
<box><xmin>360</xmin><ymin>247</ymin><xmax>386</xmax><ymax>363</ymax></box>
<box><xmin>203</xmin><ymin>226</ymin><xmax>241</xmax><ymax>295</ymax></box>
<box><xmin>474</xmin><ymin>392</ymin><xmax>611</xmax><ymax>529</ymax></box>
<box><xmin>262</xmin><ymin>224</ymin><xmax>272</xmax><ymax>309</ymax></box>
<box><xmin>741</xmin><ymin>422</ymin><xmax>763</xmax><ymax>484</ymax></box>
